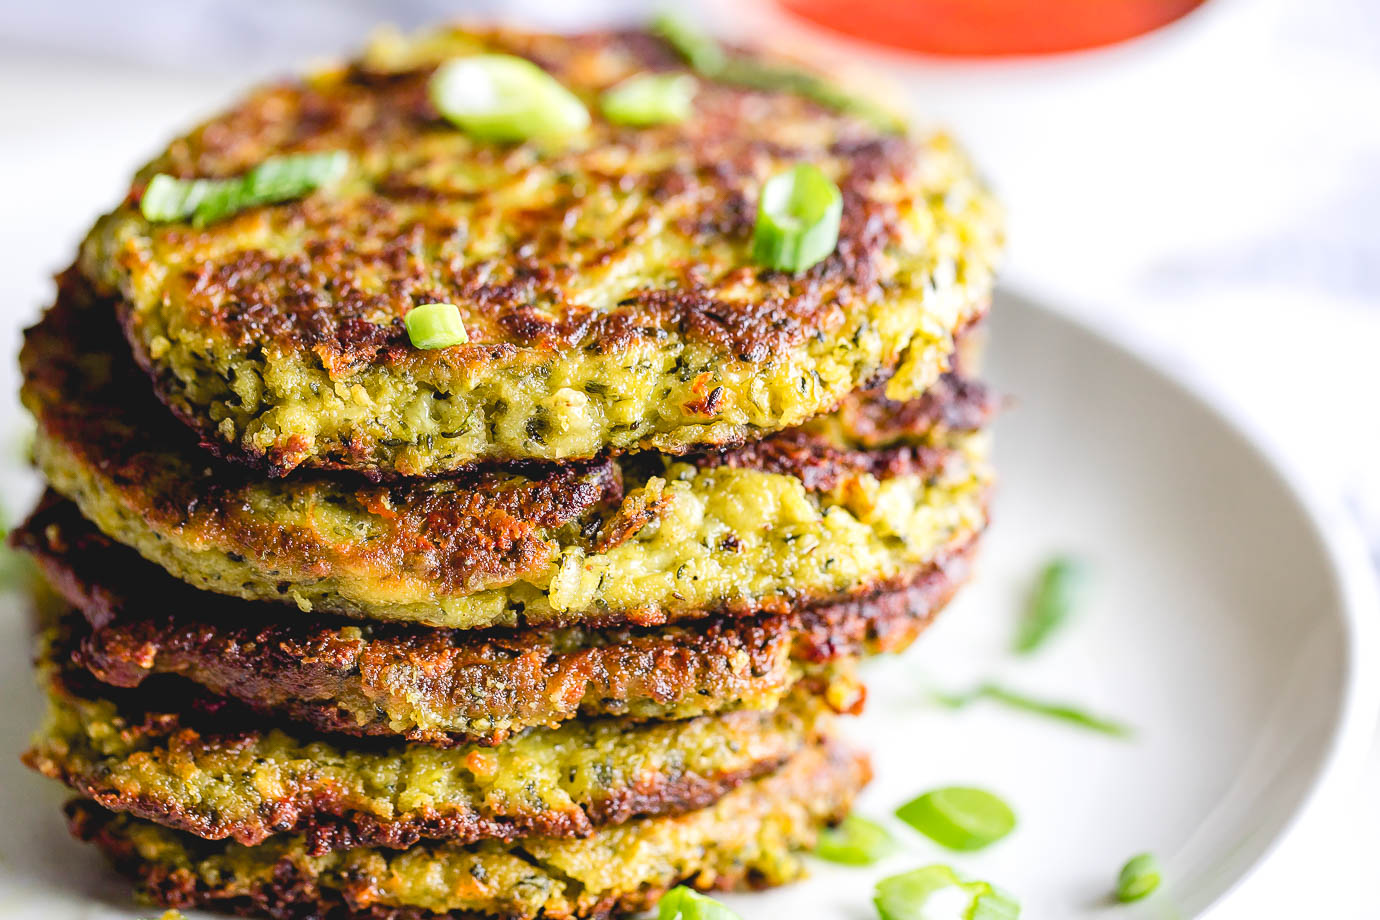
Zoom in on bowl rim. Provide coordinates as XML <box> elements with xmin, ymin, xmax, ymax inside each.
<box><xmin>993</xmin><ymin>286</ymin><xmax>1380</xmax><ymax>917</ymax></box>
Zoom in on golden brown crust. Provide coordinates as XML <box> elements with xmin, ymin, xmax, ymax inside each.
<box><xmin>24</xmin><ymin>271</ymin><xmax>624</xmax><ymax>600</ymax></box>
<box><xmin>29</xmin><ymin>656</ymin><xmax>837</xmax><ymax>853</ymax></box>
<box><xmin>64</xmin><ymin>740</ymin><xmax>869</xmax><ymax>920</ymax></box>
<box><xmin>17</xmin><ymin>494</ymin><xmax>977</xmax><ymax>745</ymax></box>
<box><xmin>78</xmin><ymin>25</ymin><xmax>1001</xmax><ymax>475</ymax></box>
<box><xmin>119</xmin><ymin>38</ymin><xmax>910</xmax><ymax>371</ymax></box>
<box><xmin>828</xmin><ymin>372</ymin><xmax>998</xmax><ymax>449</ymax></box>
<box><xmin>21</xmin><ymin>271</ymin><xmax>991</xmax><ymax>630</ymax></box>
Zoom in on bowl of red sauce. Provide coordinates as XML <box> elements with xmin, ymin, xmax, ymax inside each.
<box><xmin>777</xmin><ymin>0</ymin><xmax>1209</xmax><ymax>58</ymax></box>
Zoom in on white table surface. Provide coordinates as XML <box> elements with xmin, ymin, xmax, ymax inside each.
<box><xmin>1</xmin><ymin>0</ymin><xmax>1376</xmax><ymax>916</ymax></box>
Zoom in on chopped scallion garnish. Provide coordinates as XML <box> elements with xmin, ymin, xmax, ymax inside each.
<box><xmin>1013</xmin><ymin>556</ymin><xmax>1087</xmax><ymax>654</ymax></box>
<box><xmin>602</xmin><ymin>72</ymin><xmax>697</xmax><ymax>126</ymax></box>
<box><xmin>933</xmin><ymin>682</ymin><xmax>1134</xmax><ymax>739</ymax></box>
<box><xmin>140</xmin><ymin>151</ymin><xmax>349</xmax><ymax>227</ymax></box>
<box><xmin>875</xmin><ymin>865</ymin><xmax>1021</xmax><ymax>920</ymax></box>
<box><xmin>652</xmin><ymin>12</ymin><xmax>906</xmax><ymax>133</ymax></box>
<box><xmin>716</xmin><ymin>57</ymin><xmax>908</xmax><ymax>133</ymax></box>
<box><xmin>656</xmin><ymin>885</ymin><xmax>742</xmax><ymax>920</ymax></box>
<box><xmin>814</xmin><ymin>814</ymin><xmax>897</xmax><ymax>865</ymax></box>
<box><xmin>752</xmin><ymin>163</ymin><xmax>842</xmax><ymax>273</ymax></box>
<box><xmin>429</xmin><ymin>54</ymin><xmax>589</xmax><ymax>142</ymax></box>
<box><xmin>404</xmin><ymin>303</ymin><xmax>469</xmax><ymax>350</ymax></box>
<box><xmin>651</xmin><ymin>12</ymin><xmax>727</xmax><ymax>74</ymax></box>
<box><xmin>140</xmin><ymin>174</ymin><xmax>212</xmax><ymax>223</ymax></box>
<box><xmin>896</xmin><ymin>787</ymin><xmax>1016</xmax><ymax>852</ymax></box>
<box><xmin>1115</xmin><ymin>853</ymin><xmax>1162</xmax><ymax>903</ymax></box>
<box><xmin>971</xmin><ymin>893</ymin><xmax>1021</xmax><ymax>920</ymax></box>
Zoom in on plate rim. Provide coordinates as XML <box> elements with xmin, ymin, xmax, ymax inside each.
<box><xmin>992</xmin><ymin>286</ymin><xmax>1380</xmax><ymax>917</ymax></box>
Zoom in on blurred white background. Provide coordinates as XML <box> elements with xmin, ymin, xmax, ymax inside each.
<box><xmin>1</xmin><ymin>0</ymin><xmax>1377</xmax><ymax>916</ymax></box>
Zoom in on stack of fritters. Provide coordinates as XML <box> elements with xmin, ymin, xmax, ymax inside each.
<box><xmin>14</xmin><ymin>24</ymin><xmax>1001</xmax><ymax>920</ymax></box>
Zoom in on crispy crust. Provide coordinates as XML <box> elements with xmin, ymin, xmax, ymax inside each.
<box><xmin>18</xmin><ymin>495</ymin><xmax>976</xmax><ymax>746</ymax></box>
<box><xmin>23</xmin><ymin>272</ymin><xmax>622</xmax><ymax>599</ymax></box>
<box><xmin>27</xmin><ymin>649</ymin><xmax>841</xmax><ymax>853</ymax></box>
<box><xmin>21</xmin><ymin>272</ymin><xmax>992</xmax><ymax>630</ymax></box>
<box><xmin>826</xmin><ymin>372</ymin><xmax>997</xmax><ymax>449</ymax></box>
<box><xmin>78</xmin><ymin>26</ymin><xmax>1000</xmax><ymax>476</ymax></box>
<box><xmin>66</xmin><ymin>741</ymin><xmax>868</xmax><ymax>920</ymax></box>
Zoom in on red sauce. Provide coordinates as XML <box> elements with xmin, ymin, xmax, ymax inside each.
<box><xmin>780</xmin><ymin>0</ymin><xmax>1207</xmax><ymax>57</ymax></box>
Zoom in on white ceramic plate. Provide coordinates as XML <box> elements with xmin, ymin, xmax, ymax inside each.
<box><xmin>0</xmin><ymin>289</ymin><xmax>1373</xmax><ymax>919</ymax></box>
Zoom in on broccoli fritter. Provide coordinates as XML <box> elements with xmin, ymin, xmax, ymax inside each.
<box><xmin>79</xmin><ymin>25</ymin><xmax>1000</xmax><ymax>476</ymax></box>
<box><xmin>66</xmin><ymin>741</ymin><xmax>867</xmax><ymax>920</ymax></box>
<box><xmin>28</xmin><ymin>653</ymin><xmax>842</xmax><ymax>853</ymax></box>
<box><xmin>18</xmin><ymin>497</ymin><xmax>974</xmax><ymax>745</ymax></box>
<box><xmin>23</xmin><ymin>272</ymin><xmax>992</xmax><ymax>630</ymax></box>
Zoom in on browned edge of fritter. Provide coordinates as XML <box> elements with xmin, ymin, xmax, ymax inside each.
<box><xmin>144</xmin><ymin>303</ymin><xmax>989</xmax><ymax>483</ymax></box>
<box><xmin>15</xmin><ymin>495</ymin><xmax>980</xmax><ymax>746</ymax></box>
<box><xmin>87</xmin><ymin>25</ymin><xmax>991</xmax><ymax>477</ymax></box>
<box><xmin>27</xmin><ymin>655</ymin><xmax>827</xmax><ymax>854</ymax></box>
<box><xmin>23</xmin><ymin>268</ymin><xmax>993</xmax><ymax>621</ymax></box>
<box><xmin>64</xmin><ymin>740</ymin><xmax>870</xmax><ymax>920</ymax></box>
<box><xmin>45</xmin><ymin>266</ymin><xmax>993</xmax><ymax>482</ymax></box>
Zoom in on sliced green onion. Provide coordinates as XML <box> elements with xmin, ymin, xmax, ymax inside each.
<box><xmin>1013</xmin><ymin>556</ymin><xmax>1087</xmax><ymax>654</ymax></box>
<box><xmin>814</xmin><ymin>814</ymin><xmax>897</xmax><ymax>866</ymax></box>
<box><xmin>602</xmin><ymin>72</ymin><xmax>697</xmax><ymax>126</ymax></box>
<box><xmin>429</xmin><ymin>54</ymin><xmax>589</xmax><ymax>142</ymax></box>
<box><xmin>875</xmin><ymin>865</ymin><xmax>1021</xmax><ymax>920</ymax></box>
<box><xmin>656</xmin><ymin>885</ymin><xmax>742</xmax><ymax>920</ymax></box>
<box><xmin>1115</xmin><ymin>853</ymin><xmax>1162</xmax><ymax>903</ymax></box>
<box><xmin>404</xmin><ymin>303</ymin><xmax>469</xmax><ymax>350</ymax></box>
<box><xmin>652</xmin><ymin>12</ymin><xmax>906</xmax><ymax>133</ymax></box>
<box><xmin>934</xmin><ymin>682</ymin><xmax>1134</xmax><ymax>739</ymax></box>
<box><xmin>651</xmin><ymin>12</ymin><xmax>727</xmax><ymax>74</ymax></box>
<box><xmin>716</xmin><ymin>57</ymin><xmax>908</xmax><ymax>133</ymax></box>
<box><xmin>971</xmin><ymin>891</ymin><xmax>1022</xmax><ymax>920</ymax></box>
<box><xmin>140</xmin><ymin>151</ymin><xmax>350</xmax><ymax>227</ymax></box>
<box><xmin>752</xmin><ymin>163</ymin><xmax>842</xmax><ymax>273</ymax></box>
<box><xmin>896</xmin><ymin>787</ymin><xmax>1015</xmax><ymax>852</ymax></box>
<box><xmin>980</xmin><ymin>684</ymin><xmax>1132</xmax><ymax>737</ymax></box>
<box><xmin>140</xmin><ymin>174</ymin><xmax>213</xmax><ymax>223</ymax></box>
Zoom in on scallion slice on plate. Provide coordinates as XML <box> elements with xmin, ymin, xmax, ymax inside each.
<box><xmin>1013</xmin><ymin>556</ymin><xmax>1087</xmax><ymax>654</ymax></box>
<box><xmin>656</xmin><ymin>885</ymin><xmax>742</xmax><ymax>920</ymax></box>
<box><xmin>896</xmin><ymin>786</ymin><xmax>1016</xmax><ymax>852</ymax></box>
<box><xmin>814</xmin><ymin>814</ymin><xmax>897</xmax><ymax>866</ymax></box>
<box><xmin>934</xmin><ymin>682</ymin><xmax>1135</xmax><ymax>739</ymax></box>
<box><xmin>1115</xmin><ymin>852</ymin><xmax>1162</xmax><ymax>903</ymax></box>
<box><xmin>875</xmin><ymin>865</ymin><xmax>1020</xmax><ymax>920</ymax></box>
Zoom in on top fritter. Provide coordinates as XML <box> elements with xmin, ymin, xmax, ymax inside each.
<box><xmin>78</xmin><ymin>24</ymin><xmax>1001</xmax><ymax>476</ymax></box>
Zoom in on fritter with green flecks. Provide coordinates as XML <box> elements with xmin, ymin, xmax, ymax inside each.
<box><xmin>67</xmin><ymin>740</ymin><xmax>867</xmax><ymax>920</ymax></box>
<box><xmin>28</xmin><ymin>650</ymin><xmax>842</xmax><ymax>853</ymax></box>
<box><xmin>23</xmin><ymin>271</ymin><xmax>992</xmax><ymax>630</ymax></box>
<box><xmin>78</xmin><ymin>25</ymin><xmax>1000</xmax><ymax>476</ymax></box>
<box><xmin>19</xmin><ymin>498</ymin><xmax>977</xmax><ymax>746</ymax></box>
